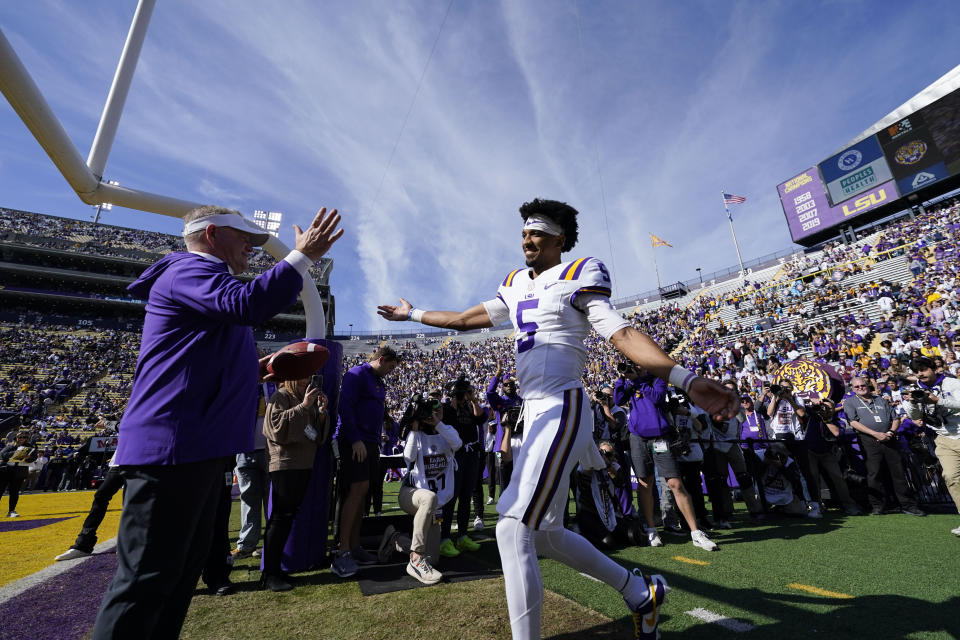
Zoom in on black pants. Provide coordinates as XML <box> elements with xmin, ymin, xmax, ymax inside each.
<box><xmin>262</xmin><ymin>469</ymin><xmax>312</xmax><ymax>577</ymax></box>
<box><xmin>92</xmin><ymin>460</ymin><xmax>224</xmax><ymax>640</ymax></box>
<box><xmin>472</xmin><ymin>451</ymin><xmax>494</xmax><ymax>518</ymax></box>
<box><xmin>366</xmin><ymin>457</ymin><xmax>386</xmax><ymax>515</ymax></box>
<box><xmin>442</xmin><ymin>447</ymin><xmax>480</xmax><ymax>539</ymax></box>
<box><xmin>201</xmin><ymin>460</ymin><xmax>235</xmax><ymax>589</ymax></box>
<box><xmin>679</xmin><ymin>460</ymin><xmax>709</xmax><ymax>525</ymax></box>
<box><xmin>0</xmin><ymin>466</ymin><xmax>25</xmax><ymax>513</ymax></box>
<box><xmin>499</xmin><ymin>457</ymin><xmax>513</xmax><ymax>495</ymax></box>
<box><xmin>74</xmin><ymin>467</ymin><xmax>126</xmax><ymax>552</ymax></box>
<box><xmin>485</xmin><ymin>451</ymin><xmax>497</xmax><ymax>496</ymax></box>
<box><xmin>861</xmin><ymin>436</ymin><xmax>917</xmax><ymax>510</ymax></box>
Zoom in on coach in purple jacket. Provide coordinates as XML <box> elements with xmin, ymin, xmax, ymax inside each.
<box><xmin>92</xmin><ymin>205</ymin><xmax>342</xmax><ymax>640</ymax></box>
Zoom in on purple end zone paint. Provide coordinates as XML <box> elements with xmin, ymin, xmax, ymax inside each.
<box><xmin>0</xmin><ymin>552</ymin><xmax>116</xmax><ymax>640</ymax></box>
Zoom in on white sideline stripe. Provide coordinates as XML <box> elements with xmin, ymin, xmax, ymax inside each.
<box><xmin>578</xmin><ymin>572</ymin><xmax>602</xmax><ymax>583</ymax></box>
<box><xmin>0</xmin><ymin>538</ymin><xmax>117</xmax><ymax>605</ymax></box>
<box><xmin>685</xmin><ymin>607</ymin><xmax>755</xmax><ymax>632</ymax></box>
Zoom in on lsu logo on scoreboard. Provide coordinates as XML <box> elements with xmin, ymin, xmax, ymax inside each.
<box><xmin>842</xmin><ymin>187</ymin><xmax>889</xmax><ymax>217</ymax></box>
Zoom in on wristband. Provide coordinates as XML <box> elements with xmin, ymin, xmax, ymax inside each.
<box><xmin>409</xmin><ymin>308</ymin><xmax>425</xmax><ymax>323</ymax></box>
<box><xmin>668</xmin><ymin>365</ymin><xmax>696</xmax><ymax>393</ymax></box>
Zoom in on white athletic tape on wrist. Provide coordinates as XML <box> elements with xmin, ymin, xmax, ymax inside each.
<box><xmin>409</xmin><ymin>308</ymin><xmax>425</xmax><ymax>323</ymax></box>
<box><xmin>669</xmin><ymin>365</ymin><xmax>696</xmax><ymax>393</ymax></box>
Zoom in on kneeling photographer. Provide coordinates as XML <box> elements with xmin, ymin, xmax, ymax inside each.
<box><xmin>903</xmin><ymin>357</ymin><xmax>960</xmax><ymax>534</ymax></box>
<box><xmin>379</xmin><ymin>394</ymin><xmax>461</xmax><ymax>585</ymax></box>
<box><xmin>574</xmin><ymin>440</ymin><xmax>644</xmax><ymax>549</ymax></box>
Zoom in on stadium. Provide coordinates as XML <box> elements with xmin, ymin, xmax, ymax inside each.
<box><xmin>2</xmin><ymin>3</ymin><xmax>960</xmax><ymax>640</ymax></box>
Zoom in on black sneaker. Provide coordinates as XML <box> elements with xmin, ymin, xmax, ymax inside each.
<box><xmin>262</xmin><ymin>574</ymin><xmax>293</xmax><ymax>592</ymax></box>
<box><xmin>903</xmin><ymin>507</ymin><xmax>926</xmax><ymax>517</ymax></box>
<box><xmin>352</xmin><ymin>547</ymin><xmax>378</xmax><ymax>565</ymax></box>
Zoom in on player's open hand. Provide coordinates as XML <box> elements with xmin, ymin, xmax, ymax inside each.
<box><xmin>377</xmin><ymin>298</ymin><xmax>413</xmax><ymax>322</ymax></box>
<box><xmin>688</xmin><ymin>377</ymin><xmax>740</xmax><ymax>422</ymax></box>
<box><xmin>294</xmin><ymin>207</ymin><xmax>344</xmax><ymax>261</ymax></box>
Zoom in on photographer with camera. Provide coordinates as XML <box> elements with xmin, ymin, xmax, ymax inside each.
<box><xmin>758</xmin><ymin>444</ymin><xmax>817</xmax><ymax>517</ymax></box>
<box><xmin>803</xmin><ymin>397</ymin><xmax>861</xmax><ymax>516</ymax></box>
<box><xmin>485</xmin><ymin>366</ymin><xmax>522</xmax><ymax>505</ymax></box>
<box><xmin>614</xmin><ymin>363</ymin><xmax>719</xmax><ymax>551</ymax></box>
<box><xmin>842</xmin><ymin>377</ymin><xmax>924</xmax><ymax>517</ymax></box>
<box><xmin>902</xmin><ymin>356</ymin><xmax>960</xmax><ymax>535</ymax></box>
<box><xmin>573</xmin><ymin>440</ymin><xmax>643</xmax><ymax>549</ymax></box>
<box><xmin>379</xmin><ymin>395</ymin><xmax>461</xmax><ymax>584</ymax></box>
<box><xmin>590</xmin><ymin>385</ymin><xmax>633</xmax><ymax>518</ymax></box>
<box><xmin>261</xmin><ymin>375</ymin><xmax>329</xmax><ymax>591</ymax></box>
<box><xmin>703</xmin><ymin>381</ymin><xmax>764</xmax><ymax>527</ymax></box>
<box><xmin>497</xmin><ymin>405</ymin><xmax>523</xmax><ymax>495</ymax></box>
<box><xmin>439</xmin><ymin>375</ymin><xmax>487</xmax><ymax>557</ymax></box>
<box><xmin>661</xmin><ymin>395</ymin><xmax>712</xmax><ymax>532</ymax></box>
<box><xmin>765</xmin><ymin>379</ymin><xmax>807</xmax><ymax>440</ymax></box>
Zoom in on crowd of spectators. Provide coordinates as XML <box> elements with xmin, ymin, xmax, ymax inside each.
<box><xmin>4</xmin><ymin>199</ymin><xmax>960</xmax><ymax>532</ymax></box>
<box><xmin>0</xmin><ymin>206</ymin><xmax>317</xmax><ymax>279</ymax></box>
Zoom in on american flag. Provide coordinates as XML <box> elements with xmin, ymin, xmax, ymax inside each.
<box><xmin>723</xmin><ymin>193</ymin><xmax>746</xmax><ymax>204</ymax></box>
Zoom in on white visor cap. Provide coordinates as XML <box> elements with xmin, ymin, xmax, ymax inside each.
<box><xmin>182</xmin><ymin>213</ymin><xmax>270</xmax><ymax>246</ymax></box>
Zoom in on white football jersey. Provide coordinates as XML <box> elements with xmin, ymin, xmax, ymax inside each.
<box><xmin>484</xmin><ymin>257</ymin><xmax>616</xmax><ymax>400</ymax></box>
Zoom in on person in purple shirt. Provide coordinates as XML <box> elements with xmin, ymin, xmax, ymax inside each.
<box><xmin>614</xmin><ymin>365</ymin><xmax>718</xmax><ymax>551</ymax></box>
<box><xmin>92</xmin><ymin>205</ymin><xmax>342</xmax><ymax>640</ymax></box>
<box><xmin>332</xmin><ymin>345</ymin><xmax>399</xmax><ymax>577</ymax></box>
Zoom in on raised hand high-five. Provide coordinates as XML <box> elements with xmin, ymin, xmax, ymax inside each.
<box><xmin>294</xmin><ymin>207</ymin><xmax>344</xmax><ymax>261</ymax></box>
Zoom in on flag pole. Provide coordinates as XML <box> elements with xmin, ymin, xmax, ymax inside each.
<box><xmin>722</xmin><ymin>189</ymin><xmax>746</xmax><ymax>278</ymax></box>
<box><xmin>652</xmin><ymin>244</ymin><xmax>662</xmax><ymax>289</ymax></box>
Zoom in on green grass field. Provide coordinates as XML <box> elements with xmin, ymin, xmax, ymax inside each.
<box><xmin>181</xmin><ymin>483</ymin><xmax>960</xmax><ymax>640</ymax></box>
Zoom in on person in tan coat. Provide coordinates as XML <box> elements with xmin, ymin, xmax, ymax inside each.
<box><xmin>261</xmin><ymin>376</ymin><xmax>329</xmax><ymax>591</ymax></box>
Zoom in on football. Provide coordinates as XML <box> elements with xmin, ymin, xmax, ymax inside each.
<box><xmin>264</xmin><ymin>341</ymin><xmax>330</xmax><ymax>381</ymax></box>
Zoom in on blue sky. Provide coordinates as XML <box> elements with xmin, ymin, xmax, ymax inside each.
<box><xmin>2</xmin><ymin>1</ymin><xmax>959</xmax><ymax>332</ymax></box>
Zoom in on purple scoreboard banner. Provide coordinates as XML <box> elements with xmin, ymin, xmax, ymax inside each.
<box><xmin>778</xmin><ymin>168</ymin><xmax>897</xmax><ymax>242</ymax></box>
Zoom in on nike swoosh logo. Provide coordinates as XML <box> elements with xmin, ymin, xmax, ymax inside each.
<box><xmin>643</xmin><ymin>584</ymin><xmax>659</xmax><ymax>628</ymax></box>
<box><xmin>543</xmin><ymin>282</ymin><xmax>558</xmax><ymax>289</ymax></box>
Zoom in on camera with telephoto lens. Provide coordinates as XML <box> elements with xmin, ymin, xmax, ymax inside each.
<box><xmin>667</xmin><ymin>427</ymin><xmax>691</xmax><ymax>457</ymax></box>
<box><xmin>399</xmin><ymin>394</ymin><xmax>441</xmax><ymax>439</ymax></box>
<box><xmin>617</xmin><ymin>362</ymin><xmax>639</xmax><ymax>376</ymax></box>
<box><xmin>769</xmin><ymin>383</ymin><xmax>784</xmax><ymax>395</ymax></box>
<box><xmin>503</xmin><ymin>405</ymin><xmax>523</xmax><ymax>436</ymax></box>
<box><xmin>910</xmin><ymin>388</ymin><xmax>928</xmax><ymax>401</ymax></box>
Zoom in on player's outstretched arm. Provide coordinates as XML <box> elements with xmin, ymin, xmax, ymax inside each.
<box><xmin>610</xmin><ymin>326</ymin><xmax>738</xmax><ymax>421</ymax></box>
<box><xmin>377</xmin><ymin>298</ymin><xmax>493</xmax><ymax>331</ymax></box>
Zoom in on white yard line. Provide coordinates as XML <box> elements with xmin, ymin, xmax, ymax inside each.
<box><xmin>578</xmin><ymin>572</ymin><xmax>602</xmax><ymax>583</ymax></box>
<box><xmin>0</xmin><ymin>538</ymin><xmax>116</xmax><ymax>605</ymax></box>
<box><xmin>685</xmin><ymin>607</ymin><xmax>755</xmax><ymax>632</ymax></box>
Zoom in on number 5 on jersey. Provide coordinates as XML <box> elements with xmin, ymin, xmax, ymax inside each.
<box><xmin>516</xmin><ymin>298</ymin><xmax>539</xmax><ymax>353</ymax></box>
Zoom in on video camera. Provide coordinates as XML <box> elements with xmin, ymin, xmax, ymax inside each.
<box><xmin>399</xmin><ymin>394</ymin><xmax>441</xmax><ymax>439</ymax></box>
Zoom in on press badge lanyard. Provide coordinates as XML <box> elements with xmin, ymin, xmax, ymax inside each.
<box><xmin>856</xmin><ymin>397</ymin><xmax>884</xmax><ymax>425</ymax></box>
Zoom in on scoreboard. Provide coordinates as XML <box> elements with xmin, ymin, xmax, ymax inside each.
<box><xmin>778</xmin><ymin>86</ymin><xmax>960</xmax><ymax>243</ymax></box>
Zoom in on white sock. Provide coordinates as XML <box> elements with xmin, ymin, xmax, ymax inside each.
<box><xmin>496</xmin><ymin>517</ymin><xmax>542</xmax><ymax>640</ymax></box>
<box><xmin>532</xmin><ymin>525</ymin><xmax>630</xmax><ymax>590</ymax></box>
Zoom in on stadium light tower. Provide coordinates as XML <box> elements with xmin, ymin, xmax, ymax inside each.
<box><xmin>92</xmin><ymin>179</ymin><xmax>120</xmax><ymax>225</ymax></box>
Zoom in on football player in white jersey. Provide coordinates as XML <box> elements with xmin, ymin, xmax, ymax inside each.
<box><xmin>378</xmin><ymin>198</ymin><xmax>738</xmax><ymax>640</ymax></box>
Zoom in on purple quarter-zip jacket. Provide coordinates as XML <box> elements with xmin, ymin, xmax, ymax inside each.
<box><xmin>114</xmin><ymin>252</ymin><xmax>302</xmax><ymax>465</ymax></box>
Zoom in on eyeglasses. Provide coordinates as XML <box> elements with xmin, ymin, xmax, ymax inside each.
<box><xmin>852</xmin><ymin>384</ymin><xmax>868</xmax><ymax>388</ymax></box>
